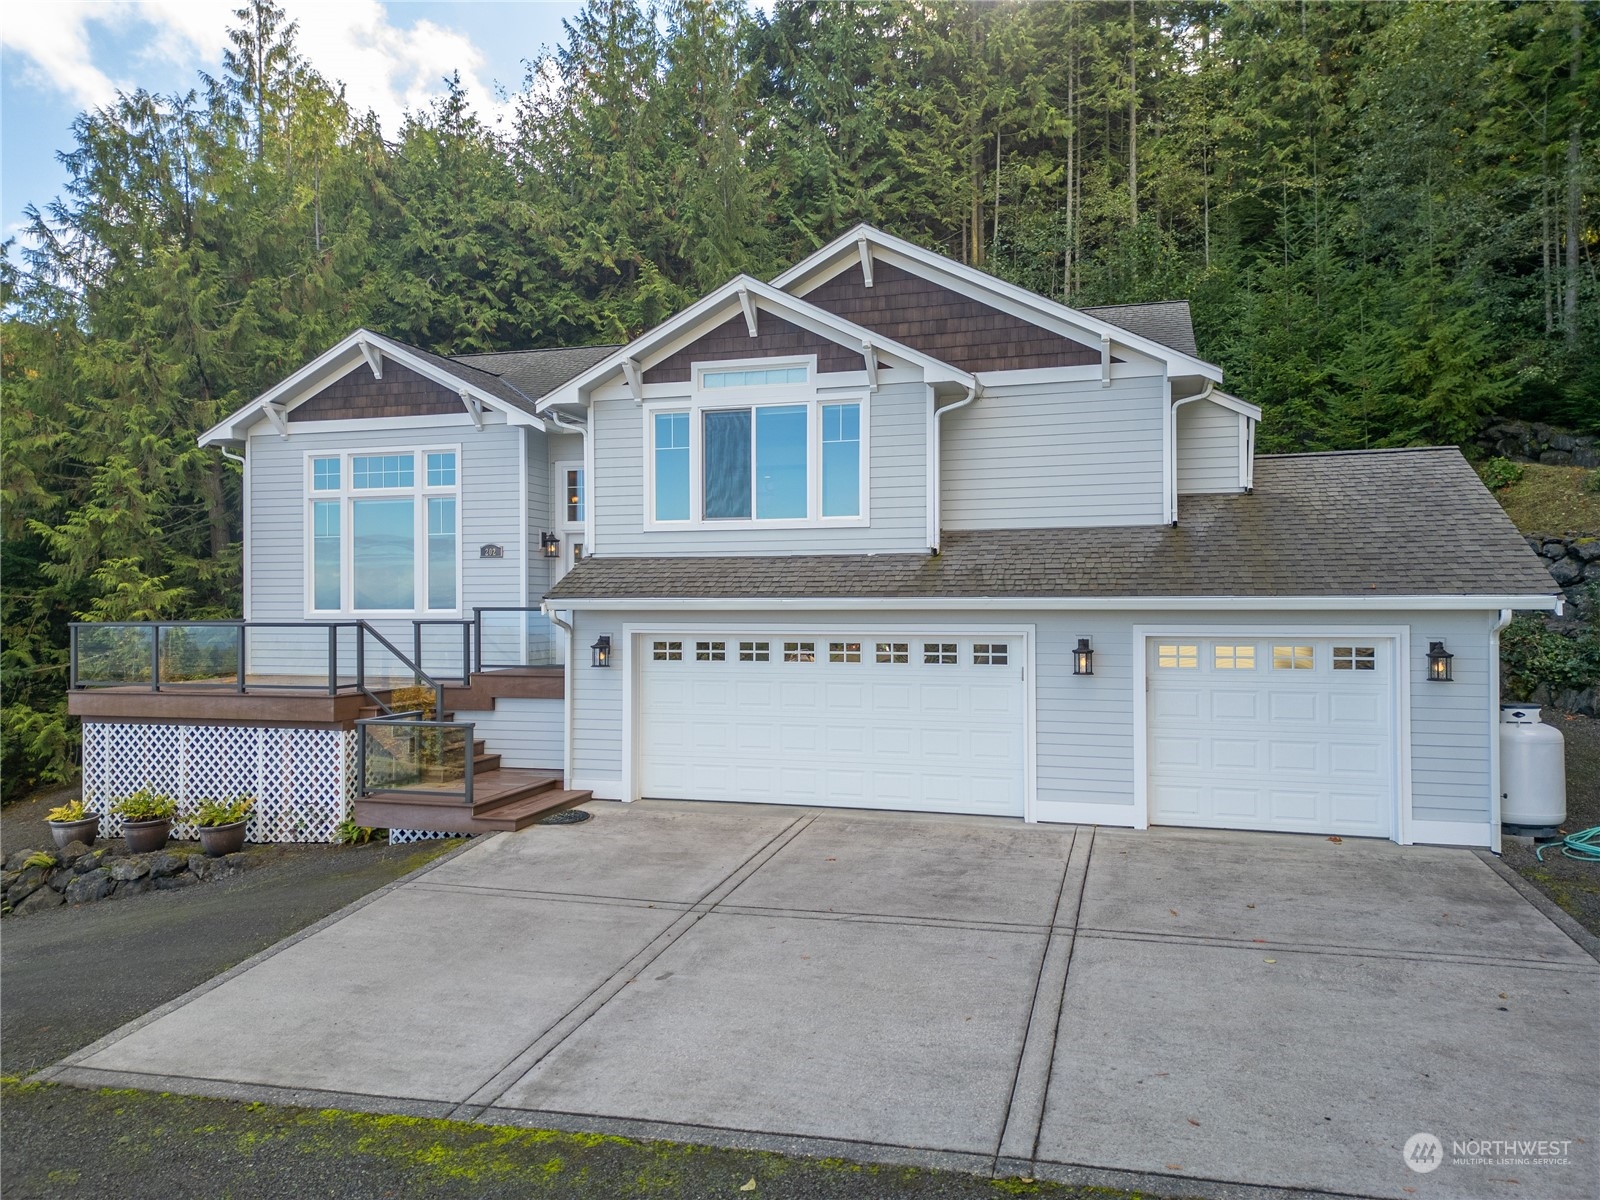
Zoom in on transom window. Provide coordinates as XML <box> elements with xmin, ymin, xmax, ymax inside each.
<box><xmin>973</xmin><ymin>643</ymin><xmax>1008</xmax><ymax>665</ymax></box>
<box><xmin>307</xmin><ymin>449</ymin><xmax>458</xmax><ymax>614</ymax></box>
<box><xmin>1157</xmin><ymin>644</ymin><xmax>1198</xmax><ymax>669</ymax></box>
<box><xmin>1273</xmin><ymin>645</ymin><xmax>1314</xmax><ymax>670</ymax></box>
<box><xmin>1214</xmin><ymin>644</ymin><xmax>1256</xmax><ymax>670</ymax></box>
<box><xmin>829</xmin><ymin>641</ymin><xmax>862</xmax><ymax>663</ymax></box>
<box><xmin>739</xmin><ymin>641</ymin><xmax>769</xmax><ymax>661</ymax></box>
<box><xmin>695</xmin><ymin>640</ymin><xmax>726</xmax><ymax>662</ymax></box>
<box><xmin>876</xmin><ymin>642</ymin><xmax>908</xmax><ymax>664</ymax></box>
<box><xmin>701</xmin><ymin>366</ymin><xmax>807</xmax><ymax>388</ymax></box>
<box><xmin>653</xmin><ymin>640</ymin><xmax>683</xmax><ymax>661</ymax></box>
<box><xmin>924</xmin><ymin>642</ymin><xmax>958</xmax><ymax>665</ymax></box>
<box><xmin>783</xmin><ymin>641</ymin><xmax>816</xmax><ymax>663</ymax></box>
<box><xmin>1333</xmin><ymin>646</ymin><xmax>1376</xmax><ymax>671</ymax></box>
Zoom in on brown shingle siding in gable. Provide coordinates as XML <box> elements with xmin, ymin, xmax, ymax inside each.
<box><xmin>287</xmin><ymin>361</ymin><xmax>466</xmax><ymax>421</ymax></box>
<box><xmin>643</xmin><ymin>313</ymin><xmax>867</xmax><ymax>384</ymax></box>
<box><xmin>802</xmin><ymin>261</ymin><xmax>1104</xmax><ymax>373</ymax></box>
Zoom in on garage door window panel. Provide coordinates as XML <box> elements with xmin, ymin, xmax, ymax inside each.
<box><xmin>1214</xmin><ymin>644</ymin><xmax>1255</xmax><ymax>670</ymax></box>
<box><xmin>1333</xmin><ymin>646</ymin><xmax>1377</xmax><ymax>671</ymax></box>
<box><xmin>739</xmin><ymin>641</ymin><xmax>769</xmax><ymax>662</ymax></box>
<box><xmin>696</xmin><ymin>641</ymin><xmax>726</xmax><ymax>661</ymax></box>
<box><xmin>653</xmin><ymin>640</ymin><xmax>683</xmax><ymax>661</ymax></box>
<box><xmin>828</xmin><ymin>641</ymin><xmax>862</xmax><ymax>663</ymax></box>
<box><xmin>924</xmin><ymin>643</ymin><xmax>958</xmax><ymax>665</ymax></box>
<box><xmin>973</xmin><ymin>643</ymin><xmax>1008</xmax><ymax>665</ymax></box>
<box><xmin>876</xmin><ymin>642</ymin><xmax>909</xmax><ymax>664</ymax></box>
<box><xmin>784</xmin><ymin>641</ymin><xmax>815</xmax><ymax>663</ymax></box>
<box><xmin>1158</xmin><ymin>644</ymin><xmax>1198</xmax><ymax>669</ymax></box>
<box><xmin>1273</xmin><ymin>645</ymin><xmax>1314</xmax><ymax>670</ymax></box>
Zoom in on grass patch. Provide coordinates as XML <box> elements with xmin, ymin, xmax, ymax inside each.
<box><xmin>1478</xmin><ymin>461</ymin><xmax>1600</xmax><ymax>536</ymax></box>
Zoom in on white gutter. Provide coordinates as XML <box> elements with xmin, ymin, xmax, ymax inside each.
<box><xmin>928</xmin><ymin>385</ymin><xmax>979</xmax><ymax>553</ymax></box>
<box><xmin>1488</xmin><ymin>607</ymin><xmax>1514</xmax><ymax>855</ymax></box>
<box><xmin>546</xmin><ymin>606</ymin><xmax>576</xmax><ymax>788</ymax></box>
<box><xmin>543</xmin><ymin>594</ymin><xmax>1562</xmax><ymax>613</ymax></box>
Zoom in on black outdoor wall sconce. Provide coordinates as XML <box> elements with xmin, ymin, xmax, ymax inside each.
<box><xmin>1426</xmin><ymin>640</ymin><xmax>1453</xmax><ymax>682</ymax></box>
<box><xmin>1073</xmin><ymin>637</ymin><xmax>1094</xmax><ymax>676</ymax></box>
<box><xmin>591</xmin><ymin>635</ymin><xmax>613</xmax><ymax>668</ymax></box>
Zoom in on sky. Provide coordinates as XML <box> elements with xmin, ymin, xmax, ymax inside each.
<box><xmin>1</xmin><ymin>1</ymin><xmax>585</xmax><ymax>249</ymax></box>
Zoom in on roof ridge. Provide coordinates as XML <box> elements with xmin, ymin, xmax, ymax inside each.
<box><xmin>1080</xmin><ymin>300</ymin><xmax>1190</xmax><ymax>310</ymax></box>
<box><xmin>1256</xmin><ymin>446</ymin><xmax>1462</xmax><ymax>460</ymax></box>
<box><xmin>453</xmin><ymin>344</ymin><xmax>622</xmax><ymax>360</ymax></box>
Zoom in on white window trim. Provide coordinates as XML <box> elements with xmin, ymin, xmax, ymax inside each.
<box><xmin>302</xmin><ymin>444</ymin><xmax>463</xmax><ymax>617</ymax></box>
<box><xmin>553</xmin><ymin>458</ymin><xmax>586</xmax><ymax>533</ymax></box>
<box><xmin>642</xmin><ymin>355</ymin><xmax>871</xmax><ymax>531</ymax></box>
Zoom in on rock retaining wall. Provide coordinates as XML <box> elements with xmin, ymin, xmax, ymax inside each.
<box><xmin>1528</xmin><ymin>535</ymin><xmax>1600</xmax><ymax>623</ymax></box>
<box><xmin>1480</xmin><ymin>420</ymin><xmax>1600</xmax><ymax>468</ymax></box>
<box><xmin>2</xmin><ymin>841</ymin><xmax>254</xmax><ymax>916</ymax></box>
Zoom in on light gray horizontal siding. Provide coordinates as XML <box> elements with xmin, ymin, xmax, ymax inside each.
<box><xmin>453</xmin><ymin>698</ymin><xmax>563</xmax><ymax>770</ymax></box>
<box><xmin>594</xmin><ymin>379</ymin><xmax>928</xmax><ymax>556</ymax></box>
<box><xmin>1176</xmin><ymin>398</ymin><xmax>1241</xmax><ymax>494</ymax></box>
<box><xmin>562</xmin><ymin>605</ymin><xmax>1498</xmax><ymax>830</ymax></box>
<box><xmin>940</xmin><ymin>374</ymin><xmax>1166</xmax><ymax>528</ymax></box>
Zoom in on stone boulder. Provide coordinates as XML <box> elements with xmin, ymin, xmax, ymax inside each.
<box><xmin>13</xmin><ymin>887</ymin><xmax>65</xmax><ymax>915</ymax></box>
<box><xmin>109</xmin><ymin>856</ymin><xmax>151</xmax><ymax>882</ymax></box>
<box><xmin>64</xmin><ymin>867</ymin><xmax>114</xmax><ymax>904</ymax></box>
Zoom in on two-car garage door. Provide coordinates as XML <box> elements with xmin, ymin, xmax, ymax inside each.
<box><xmin>1147</xmin><ymin>636</ymin><xmax>1397</xmax><ymax>838</ymax></box>
<box><xmin>637</xmin><ymin>633</ymin><xmax>1026</xmax><ymax>817</ymax></box>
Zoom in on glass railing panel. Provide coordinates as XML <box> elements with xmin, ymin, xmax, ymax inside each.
<box><xmin>414</xmin><ymin>622</ymin><xmax>471</xmax><ymax>682</ymax></box>
<box><xmin>74</xmin><ymin>624</ymin><xmax>157</xmax><ymax>686</ymax></box>
<box><xmin>360</xmin><ymin>720</ymin><xmax>472</xmax><ymax>798</ymax></box>
<box><xmin>242</xmin><ymin>623</ymin><xmax>341</xmax><ymax>689</ymax></box>
<box><xmin>157</xmin><ymin>624</ymin><xmax>241</xmax><ymax>685</ymax></box>
<box><xmin>477</xmin><ymin>609</ymin><xmax>563</xmax><ymax>668</ymax></box>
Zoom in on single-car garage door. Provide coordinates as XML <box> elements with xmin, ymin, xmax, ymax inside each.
<box><xmin>637</xmin><ymin>633</ymin><xmax>1026</xmax><ymax>817</ymax></box>
<box><xmin>1147</xmin><ymin>635</ymin><xmax>1397</xmax><ymax>838</ymax></box>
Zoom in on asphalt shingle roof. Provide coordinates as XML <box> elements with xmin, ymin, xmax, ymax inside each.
<box><xmin>1080</xmin><ymin>300</ymin><xmax>1198</xmax><ymax>357</ymax></box>
<box><xmin>452</xmin><ymin>346</ymin><xmax>620</xmax><ymax>404</ymax></box>
<box><xmin>545</xmin><ymin>448</ymin><xmax>1556</xmax><ymax>603</ymax></box>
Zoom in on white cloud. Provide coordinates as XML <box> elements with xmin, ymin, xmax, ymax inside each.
<box><xmin>1</xmin><ymin>0</ymin><xmax>508</xmax><ymax>132</ymax></box>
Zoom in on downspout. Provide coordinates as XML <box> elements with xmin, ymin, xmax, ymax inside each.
<box><xmin>929</xmin><ymin>384</ymin><xmax>979</xmax><ymax>554</ymax></box>
<box><xmin>1488</xmin><ymin>607</ymin><xmax>1513</xmax><ymax>855</ymax></box>
<box><xmin>546</xmin><ymin>605</ymin><xmax>576</xmax><ymax>789</ymax></box>
<box><xmin>547</xmin><ymin>407</ymin><xmax>591</xmax><ymax>556</ymax></box>
<box><xmin>1168</xmin><ymin>380</ymin><xmax>1216</xmax><ymax>526</ymax></box>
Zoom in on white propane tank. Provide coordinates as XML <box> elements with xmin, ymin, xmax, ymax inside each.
<box><xmin>1500</xmin><ymin>705</ymin><xmax>1567</xmax><ymax>834</ymax></box>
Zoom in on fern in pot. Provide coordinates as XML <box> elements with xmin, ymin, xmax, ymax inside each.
<box><xmin>193</xmin><ymin>796</ymin><xmax>254</xmax><ymax>857</ymax></box>
<box><xmin>111</xmin><ymin>790</ymin><xmax>178</xmax><ymax>853</ymax></box>
<box><xmin>45</xmin><ymin>799</ymin><xmax>100</xmax><ymax>850</ymax></box>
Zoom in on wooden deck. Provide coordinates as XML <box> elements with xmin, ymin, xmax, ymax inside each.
<box><xmin>354</xmin><ymin>769</ymin><xmax>591</xmax><ymax>834</ymax></box>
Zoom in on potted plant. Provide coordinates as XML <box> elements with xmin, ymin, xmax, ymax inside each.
<box><xmin>193</xmin><ymin>796</ymin><xmax>254</xmax><ymax>857</ymax></box>
<box><xmin>111</xmin><ymin>789</ymin><xmax>178</xmax><ymax>853</ymax></box>
<box><xmin>45</xmin><ymin>799</ymin><xmax>100</xmax><ymax>850</ymax></box>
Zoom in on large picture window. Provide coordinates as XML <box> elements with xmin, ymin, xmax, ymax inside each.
<box><xmin>306</xmin><ymin>448</ymin><xmax>459</xmax><ymax>613</ymax></box>
<box><xmin>649</xmin><ymin>364</ymin><xmax>864</xmax><ymax>526</ymax></box>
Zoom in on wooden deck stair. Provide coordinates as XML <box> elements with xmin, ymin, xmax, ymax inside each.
<box><xmin>354</xmin><ymin>768</ymin><xmax>591</xmax><ymax>835</ymax></box>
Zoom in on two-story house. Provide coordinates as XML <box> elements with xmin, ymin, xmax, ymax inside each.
<box><xmin>77</xmin><ymin>225</ymin><xmax>1557</xmax><ymax>849</ymax></box>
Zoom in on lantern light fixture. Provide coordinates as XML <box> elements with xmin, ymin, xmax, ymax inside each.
<box><xmin>1426</xmin><ymin>640</ymin><xmax>1453</xmax><ymax>682</ymax></box>
<box><xmin>541</xmin><ymin>531</ymin><xmax>560</xmax><ymax>559</ymax></box>
<box><xmin>1072</xmin><ymin>637</ymin><xmax>1094</xmax><ymax>676</ymax></box>
<box><xmin>590</xmin><ymin>635</ymin><xmax>613</xmax><ymax>668</ymax></box>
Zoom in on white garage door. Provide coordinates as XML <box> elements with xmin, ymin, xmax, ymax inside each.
<box><xmin>638</xmin><ymin>633</ymin><xmax>1026</xmax><ymax>816</ymax></box>
<box><xmin>1147</xmin><ymin>636</ymin><xmax>1397</xmax><ymax>838</ymax></box>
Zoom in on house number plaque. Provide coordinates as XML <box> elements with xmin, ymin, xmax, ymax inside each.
<box><xmin>479</xmin><ymin>544</ymin><xmax>504</xmax><ymax>559</ymax></box>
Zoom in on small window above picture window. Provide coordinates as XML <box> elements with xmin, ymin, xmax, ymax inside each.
<box><xmin>1333</xmin><ymin>646</ymin><xmax>1377</xmax><ymax>671</ymax></box>
<box><xmin>1214</xmin><ymin>645</ymin><xmax>1256</xmax><ymax>670</ymax></box>
<box><xmin>312</xmin><ymin>458</ymin><xmax>340</xmax><ymax>491</ymax></box>
<box><xmin>875</xmin><ymin>642</ymin><xmax>908</xmax><ymax>664</ymax></box>
<box><xmin>701</xmin><ymin>366</ymin><xmax>808</xmax><ymax>388</ymax></box>
<box><xmin>739</xmin><ymin>641</ymin><xmax>769</xmax><ymax>662</ymax></box>
<box><xmin>352</xmin><ymin>454</ymin><xmax>413</xmax><ymax>489</ymax></box>
<box><xmin>1157</xmin><ymin>644</ymin><xmax>1198</xmax><ymax>669</ymax></box>
<box><xmin>1272</xmin><ymin>645</ymin><xmax>1314</xmax><ymax>670</ymax></box>
<box><xmin>695</xmin><ymin>640</ymin><xmax>726</xmax><ymax>662</ymax></box>
<box><xmin>652</xmin><ymin>640</ymin><xmax>683</xmax><ymax>662</ymax></box>
<box><xmin>923</xmin><ymin>642</ymin><xmax>958</xmax><ymax>665</ymax></box>
<box><xmin>426</xmin><ymin>452</ymin><xmax>456</xmax><ymax>487</ymax></box>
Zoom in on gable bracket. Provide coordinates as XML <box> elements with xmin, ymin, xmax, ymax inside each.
<box><xmin>460</xmin><ymin>390</ymin><xmax>484</xmax><ymax>431</ymax></box>
<box><xmin>262</xmin><ymin>401</ymin><xmax>289</xmax><ymax>438</ymax></box>
<box><xmin>1099</xmin><ymin>334</ymin><xmax>1113</xmax><ymax>388</ymax></box>
<box><xmin>860</xmin><ymin>339</ymin><xmax>879</xmax><ymax>390</ymax></box>
<box><xmin>737</xmin><ymin>286</ymin><xmax>759</xmax><ymax>338</ymax></box>
<box><xmin>621</xmin><ymin>358</ymin><xmax>644</xmax><ymax>403</ymax></box>
<box><xmin>359</xmin><ymin>339</ymin><xmax>384</xmax><ymax>380</ymax></box>
<box><xmin>857</xmin><ymin>235</ymin><xmax>874</xmax><ymax>288</ymax></box>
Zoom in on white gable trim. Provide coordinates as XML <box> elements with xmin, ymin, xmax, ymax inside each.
<box><xmin>773</xmin><ymin>225</ymin><xmax>1224</xmax><ymax>383</ymax></box>
<box><xmin>536</xmin><ymin>276</ymin><xmax>975</xmax><ymax>412</ymax></box>
<box><xmin>198</xmin><ymin>329</ymin><xmax>544</xmax><ymax>446</ymax></box>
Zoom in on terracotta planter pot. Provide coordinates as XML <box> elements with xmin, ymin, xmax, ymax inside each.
<box><xmin>121</xmin><ymin>818</ymin><xmax>172</xmax><ymax>853</ymax></box>
<box><xmin>197</xmin><ymin>819</ymin><xmax>248</xmax><ymax>858</ymax></box>
<box><xmin>48</xmin><ymin>816</ymin><xmax>100</xmax><ymax>850</ymax></box>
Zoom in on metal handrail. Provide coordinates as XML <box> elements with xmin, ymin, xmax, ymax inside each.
<box><xmin>355</xmin><ymin>715</ymin><xmax>475</xmax><ymax>805</ymax></box>
<box><xmin>357</xmin><ymin>622</ymin><xmax>446</xmax><ymax>721</ymax></box>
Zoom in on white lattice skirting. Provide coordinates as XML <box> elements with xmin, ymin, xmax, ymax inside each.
<box><xmin>81</xmin><ymin>723</ymin><xmax>356</xmax><ymax>844</ymax></box>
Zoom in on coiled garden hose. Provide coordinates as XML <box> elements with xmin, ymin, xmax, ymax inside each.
<box><xmin>1535</xmin><ymin>826</ymin><xmax>1600</xmax><ymax>863</ymax></box>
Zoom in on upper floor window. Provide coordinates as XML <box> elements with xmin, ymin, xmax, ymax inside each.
<box><xmin>564</xmin><ymin>467</ymin><xmax>585</xmax><ymax>525</ymax></box>
<box><xmin>649</xmin><ymin>377</ymin><xmax>864</xmax><ymax>527</ymax></box>
<box><xmin>702</xmin><ymin>366</ymin><xmax>807</xmax><ymax>388</ymax></box>
<box><xmin>306</xmin><ymin>448</ymin><xmax>459</xmax><ymax>614</ymax></box>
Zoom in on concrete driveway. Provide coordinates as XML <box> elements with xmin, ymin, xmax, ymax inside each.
<box><xmin>44</xmin><ymin>802</ymin><xmax>1598</xmax><ymax>1200</ymax></box>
